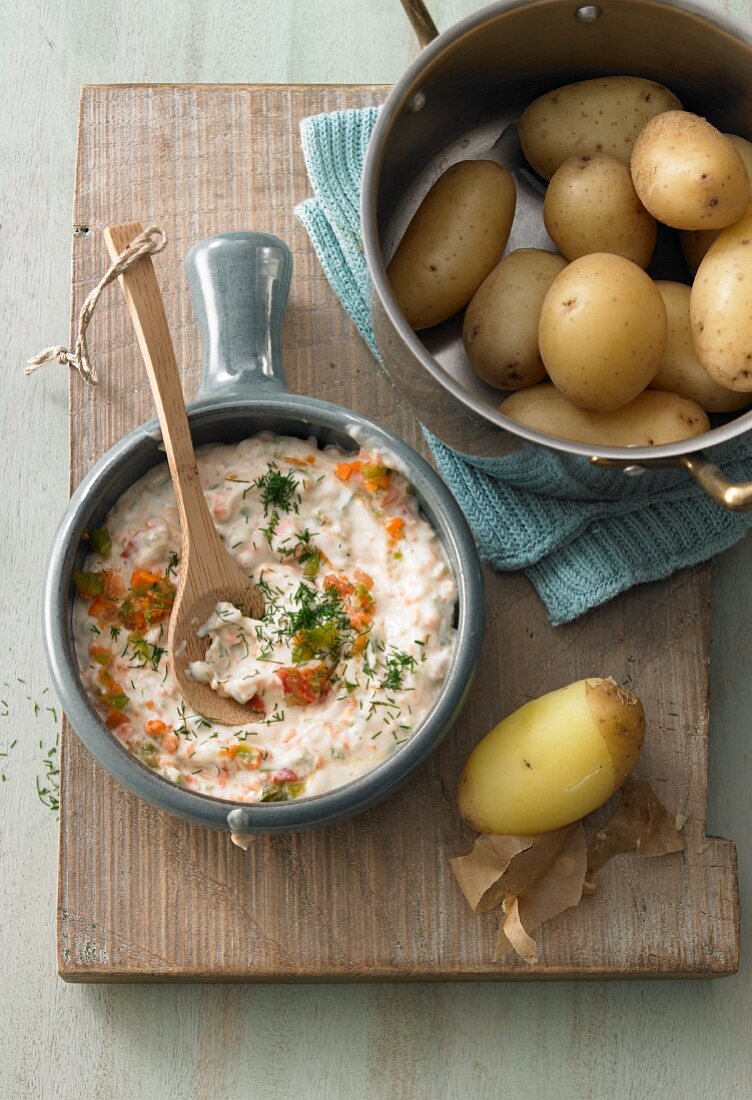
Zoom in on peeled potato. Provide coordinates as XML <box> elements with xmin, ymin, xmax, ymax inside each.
<box><xmin>519</xmin><ymin>76</ymin><xmax>681</xmax><ymax>180</ymax></box>
<box><xmin>544</xmin><ymin>153</ymin><xmax>656</xmax><ymax>268</ymax></box>
<box><xmin>653</xmin><ymin>281</ymin><xmax>750</xmax><ymax>412</ymax></box>
<box><xmin>457</xmin><ymin>678</ymin><xmax>645</xmax><ymax>835</ymax></box>
<box><xmin>538</xmin><ymin>254</ymin><xmax>667</xmax><ymax>412</ymax></box>
<box><xmin>690</xmin><ymin>206</ymin><xmax>752</xmax><ymax>390</ymax></box>
<box><xmin>502</xmin><ymin>383</ymin><xmax>709</xmax><ymax>446</ymax></box>
<box><xmin>462</xmin><ymin>249</ymin><xmax>567</xmax><ymax>390</ymax></box>
<box><xmin>680</xmin><ymin>134</ymin><xmax>752</xmax><ymax>272</ymax></box>
<box><xmin>631</xmin><ymin>112</ymin><xmax>751</xmax><ymax>230</ymax></box>
<box><xmin>387</xmin><ymin>160</ymin><xmax>516</xmax><ymax>330</ymax></box>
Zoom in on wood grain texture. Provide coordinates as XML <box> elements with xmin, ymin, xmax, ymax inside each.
<box><xmin>58</xmin><ymin>83</ymin><xmax>738</xmax><ymax>982</ymax></box>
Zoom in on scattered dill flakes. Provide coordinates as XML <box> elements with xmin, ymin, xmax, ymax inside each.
<box><xmin>253</xmin><ymin>463</ymin><xmax>301</xmax><ymax>517</ymax></box>
<box><xmin>36</xmin><ymin>731</ymin><xmax>61</xmax><ymax>812</ymax></box>
<box><xmin>381</xmin><ymin>648</ymin><xmax>417</xmax><ymax>692</ymax></box>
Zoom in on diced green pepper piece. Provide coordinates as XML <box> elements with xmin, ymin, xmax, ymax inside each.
<box><xmin>73</xmin><ymin>571</ymin><xmax>105</xmax><ymax>598</ymax></box>
<box><xmin>138</xmin><ymin>743</ymin><xmax>160</xmax><ymax>769</ymax></box>
<box><xmin>259</xmin><ymin>779</ymin><xmax>305</xmax><ymax>802</ymax></box>
<box><xmin>302</xmin><ymin>550</ymin><xmax>320</xmax><ymax>578</ymax></box>
<box><xmin>90</xmin><ymin>527</ymin><xmax>112</xmax><ymax>557</ymax></box>
<box><xmin>105</xmin><ymin>693</ymin><xmax>130</xmax><ymax>711</ymax></box>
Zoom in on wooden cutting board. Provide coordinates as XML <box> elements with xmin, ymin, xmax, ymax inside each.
<box><xmin>59</xmin><ymin>83</ymin><xmax>739</xmax><ymax>981</ymax></box>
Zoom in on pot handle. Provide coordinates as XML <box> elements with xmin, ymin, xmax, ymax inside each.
<box><xmin>185</xmin><ymin>231</ymin><xmax>291</xmax><ymax>403</ymax></box>
<box><xmin>591</xmin><ymin>452</ymin><xmax>752</xmax><ymax>511</ymax></box>
<box><xmin>399</xmin><ymin>0</ymin><xmax>439</xmax><ymax>47</ymax></box>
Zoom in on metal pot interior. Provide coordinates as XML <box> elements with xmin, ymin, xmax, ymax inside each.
<box><xmin>369</xmin><ymin>0</ymin><xmax>752</xmax><ymax>462</ymax></box>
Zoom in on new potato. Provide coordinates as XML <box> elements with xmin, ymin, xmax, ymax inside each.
<box><xmin>680</xmin><ymin>134</ymin><xmax>752</xmax><ymax>272</ymax></box>
<box><xmin>387</xmin><ymin>160</ymin><xmax>516</xmax><ymax>330</ymax></box>
<box><xmin>502</xmin><ymin>384</ymin><xmax>710</xmax><ymax>446</ymax></box>
<box><xmin>538</xmin><ymin>253</ymin><xmax>667</xmax><ymax>412</ymax></box>
<box><xmin>519</xmin><ymin>76</ymin><xmax>681</xmax><ymax>180</ymax></box>
<box><xmin>544</xmin><ymin>153</ymin><xmax>656</xmax><ymax>268</ymax></box>
<box><xmin>457</xmin><ymin>678</ymin><xmax>645</xmax><ymax>835</ymax></box>
<box><xmin>690</xmin><ymin>206</ymin><xmax>752</xmax><ymax>390</ymax></box>
<box><xmin>631</xmin><ymin>112</ymin><xmax>750</xmax><ymax>230</ymax></box>
<box><xmin>653</xmin><ymin>281</ymin><xmax>750</xmax><ymax>411</ymax></box>
<box><xmin>462</xmin><ymin>249</ymin><xmax>567</xmax><ymax>389</ymax></box>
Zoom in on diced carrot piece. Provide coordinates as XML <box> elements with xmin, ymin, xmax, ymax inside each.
<box><xmin>162</xmin><ymin>733</ymin><xmax>179</xmax><ymax>753</ymax></box>
<box><xmin>335</xmin><ymin>462</ymin><xmax>353</xmax><ymax>481</ymax></box>
<box><xmin>323</xmin><ymin>573</ymin><xmax>355</xmax><ymax>597</ymax></box>
<box><xmin>145</xmin><ymin>719</ymin><xmax>168</xmax><ymax>736</ymax></box>
<box><xmin>131</xmin><ymin>569</ymin><xmax>162</xmax><ymax>590</ymax></box>
<box><xmin>386</xmin><ymin>517</ymin><xmax>405</xmax><ymax>541</ymax></box>
<box><xmin>221</xmin><ymin>744</ymin><xmax>240</xmax><ymax>761</ymax></box>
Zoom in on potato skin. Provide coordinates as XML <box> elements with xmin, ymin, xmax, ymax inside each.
<box><xmin>519</xmin><ymin>76</ymin><xmax>681</xmax><ymax>180</ymax></box>
<box><xmin>544</xmin><ymin>154</ymin><xmax>656</xmax><ymax>268</ymax></box>
<box><xmin>457</xmin><ymin>678</ymin><xmax>645</xmax><ymax>835</ymax></box>
<box><xmin>502</xmin><ymin>384</ymin><xmax>710</xmax><ymax>446</ymax></box>
<box><xmin>690</xmin><ymin>206</ymin><xmax>752</xmax><ymax>390</ymax></box>
<box><xmin>653</xmin><ymin>281</ymin><xmax>750</xmax><ymax>411</ymax></box>
<box><xmin>538</xmin><ymin>254</ymin><xmax>667</xmax><ymax>412</ymax></box>
<box><xmin>680</xmin><ymin>134</ymin><xmax>752</xmax><ymax>271</ymax></box>
<box><xmin>387</xmin><ymin>160</ymin><xmax>516</xmax><ymax>330</ymax></box>
<box><xmin>631</xmin><ymin>112</ymin><xmax>751</xmax><ymax>230</ymax></box>
<box><xmin>462</xmin><ymin>249</ymin><xmax>567</xmax><ymax>389</ymax></box>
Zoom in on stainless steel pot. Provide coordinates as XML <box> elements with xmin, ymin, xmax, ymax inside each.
<box><xmin>362</xmin><ymin>0</ymin><xmax>752</xmax><ymax>506</ymax></box>
<box><xmin>44</xmin><ymin>231</ymin><xmax>484</xmax><ymax>835</ymax></box>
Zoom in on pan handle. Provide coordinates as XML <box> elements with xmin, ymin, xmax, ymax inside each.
<box><xmin>399</xmin><ymin>0</ymin><xmax>439</xmax><ymax>47</ymax></box>
<box><xmin>185</xmin><ymin>231</ymin><xmax>291</xmax><ymax>403</ymax></box>
<box><xmin>591</xmin><ymin>452</ymin><xmax>752</xmax><ymax>511</ymax></box>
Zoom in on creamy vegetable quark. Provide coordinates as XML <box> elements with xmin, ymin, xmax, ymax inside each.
<box><xmin>73</xmin><ymin>434</ymin><xmax>457</xmax><ymax>804</ymax></box>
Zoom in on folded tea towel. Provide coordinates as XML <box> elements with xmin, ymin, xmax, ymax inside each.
<box><xmin>295</xmin><ymin>107</ymin><xmax>752</xmax><ymax>624</ymax></box>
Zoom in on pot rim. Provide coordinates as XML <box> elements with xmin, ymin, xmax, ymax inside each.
<box><xmin>44</xmin><ymin>393</ymin><xmax>485</xmax><ymax>834</ymax></box>
<box><xmin>361</xmin><ymin>0</ymin><xmax>752</xmax><ymax>465</ymax></box>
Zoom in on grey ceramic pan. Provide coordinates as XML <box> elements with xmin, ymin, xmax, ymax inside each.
<box><xmin>363</xmin><ymin>0</ymin><xmax>752</xmax><ymax>507</ymax></box>
<box><xmin>43</xmin><ymin>231</ymin><xmax>484</xmax><ymax>835</ymax></box>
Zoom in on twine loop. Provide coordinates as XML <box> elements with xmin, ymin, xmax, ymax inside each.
<box><xmin>27</xmin><ymin>226</ymin><xmax>167</xmax><ymax>385</ymax></box>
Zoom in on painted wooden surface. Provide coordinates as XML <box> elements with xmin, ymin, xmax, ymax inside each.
<box><xmin>60</xmin><ymin>81</ymin><xmax>737</xmax><ymax>982</ymax></box>
<box><xmin>1</xmin><ymin>0</ymin><xmax>751</xmax><ymax>1095</ymax></box>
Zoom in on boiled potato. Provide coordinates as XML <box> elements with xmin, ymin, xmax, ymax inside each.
<box><xmin>387</xmin><ymin>160</ymin><xmax>516</xmax><ymax>330</ymax></box>
<box><xmin>538</xmin><ymin>254</ymin><xmax>666</xmax><ymax>411</ymax></box>
<box><xmin>457</xmin><ymin>678</ymin><xmax>645</xmax><ymax>835</ymax></box>
<box><xmin>544</xmin><ymin>153</ymin><xmax>656</xmax><ymax>268</ymax></box>
<box><xmin>690</xmin><ymin>206</ymin><xmax>752</xmax><ymax>390</ymax></box>
<box><xmin>680</xmin><ymin>134</ymin><xmax>752</xmax><ymax>271</ymax></box>
<box><xmin>519</xmin><ymin>76</ymin><xmax>681</xmax><ymax>180</ymax></box>
<box><xmin>502</xmin><ymin>384</ymin><xmax>709</xmax><ymax>446</ymax></box>
<box><xmin>631</xmin><ymin>112</ymin><xmax>750</xmax><ymax>230</ymax></box>
<box><xmin>653</xmin><ymin>282</ymin><xmax>749</xmax><ymax>411</ymax></box>
<box><xmin>462</xmin><ymin>249</ymin><xmax>567</xmax><ymax>389</ymax></box>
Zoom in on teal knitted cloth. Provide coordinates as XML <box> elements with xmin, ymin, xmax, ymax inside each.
<box><xmin>295</xmin><ymin>107</ymin><xmax>752</xmax><ymax>624</ymax></box>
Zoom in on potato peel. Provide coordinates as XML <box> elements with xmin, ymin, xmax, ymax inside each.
<box><xmin>449</xmin><ymin>834</ymin><xmax>534</xmax><ymax>913</ymax></box>
<box><xmin>451</xmin><ymin>779</ymin><xmax>685</xmax><ymax>964</ymax></box>
<box><xmin>587</xmin><ymin>777</ymin><xmax>686</xmax><ymax>873</ymax></box>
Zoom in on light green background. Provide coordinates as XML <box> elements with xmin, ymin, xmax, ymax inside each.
<box><xmin>1</xmin><ymin>1</ymin><xmax>751</xmax><ymax>1097</ymax></box>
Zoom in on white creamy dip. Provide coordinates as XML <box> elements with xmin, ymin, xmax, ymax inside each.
<box><xmin>72</xmin><ymin>433</ymin><xmax>457</xmax><ymax>803</ymax></box>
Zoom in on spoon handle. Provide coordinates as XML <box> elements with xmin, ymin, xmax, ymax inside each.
<box><xmin>103</xmin><ymin>222</ymin><xmax>220</xmax><ymax>562</ymax></box>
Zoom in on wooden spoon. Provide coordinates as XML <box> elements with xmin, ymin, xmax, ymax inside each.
<box><xmin>104</xmin><ymin>222</ymin><xmax>264</xmax><ymax>726</ymax></box>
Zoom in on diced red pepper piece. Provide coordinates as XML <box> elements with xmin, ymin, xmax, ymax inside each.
<box><xmin>275</xmin><ymin>663</ymin><xmax>331</xmax><ymax>706</ymax></box>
